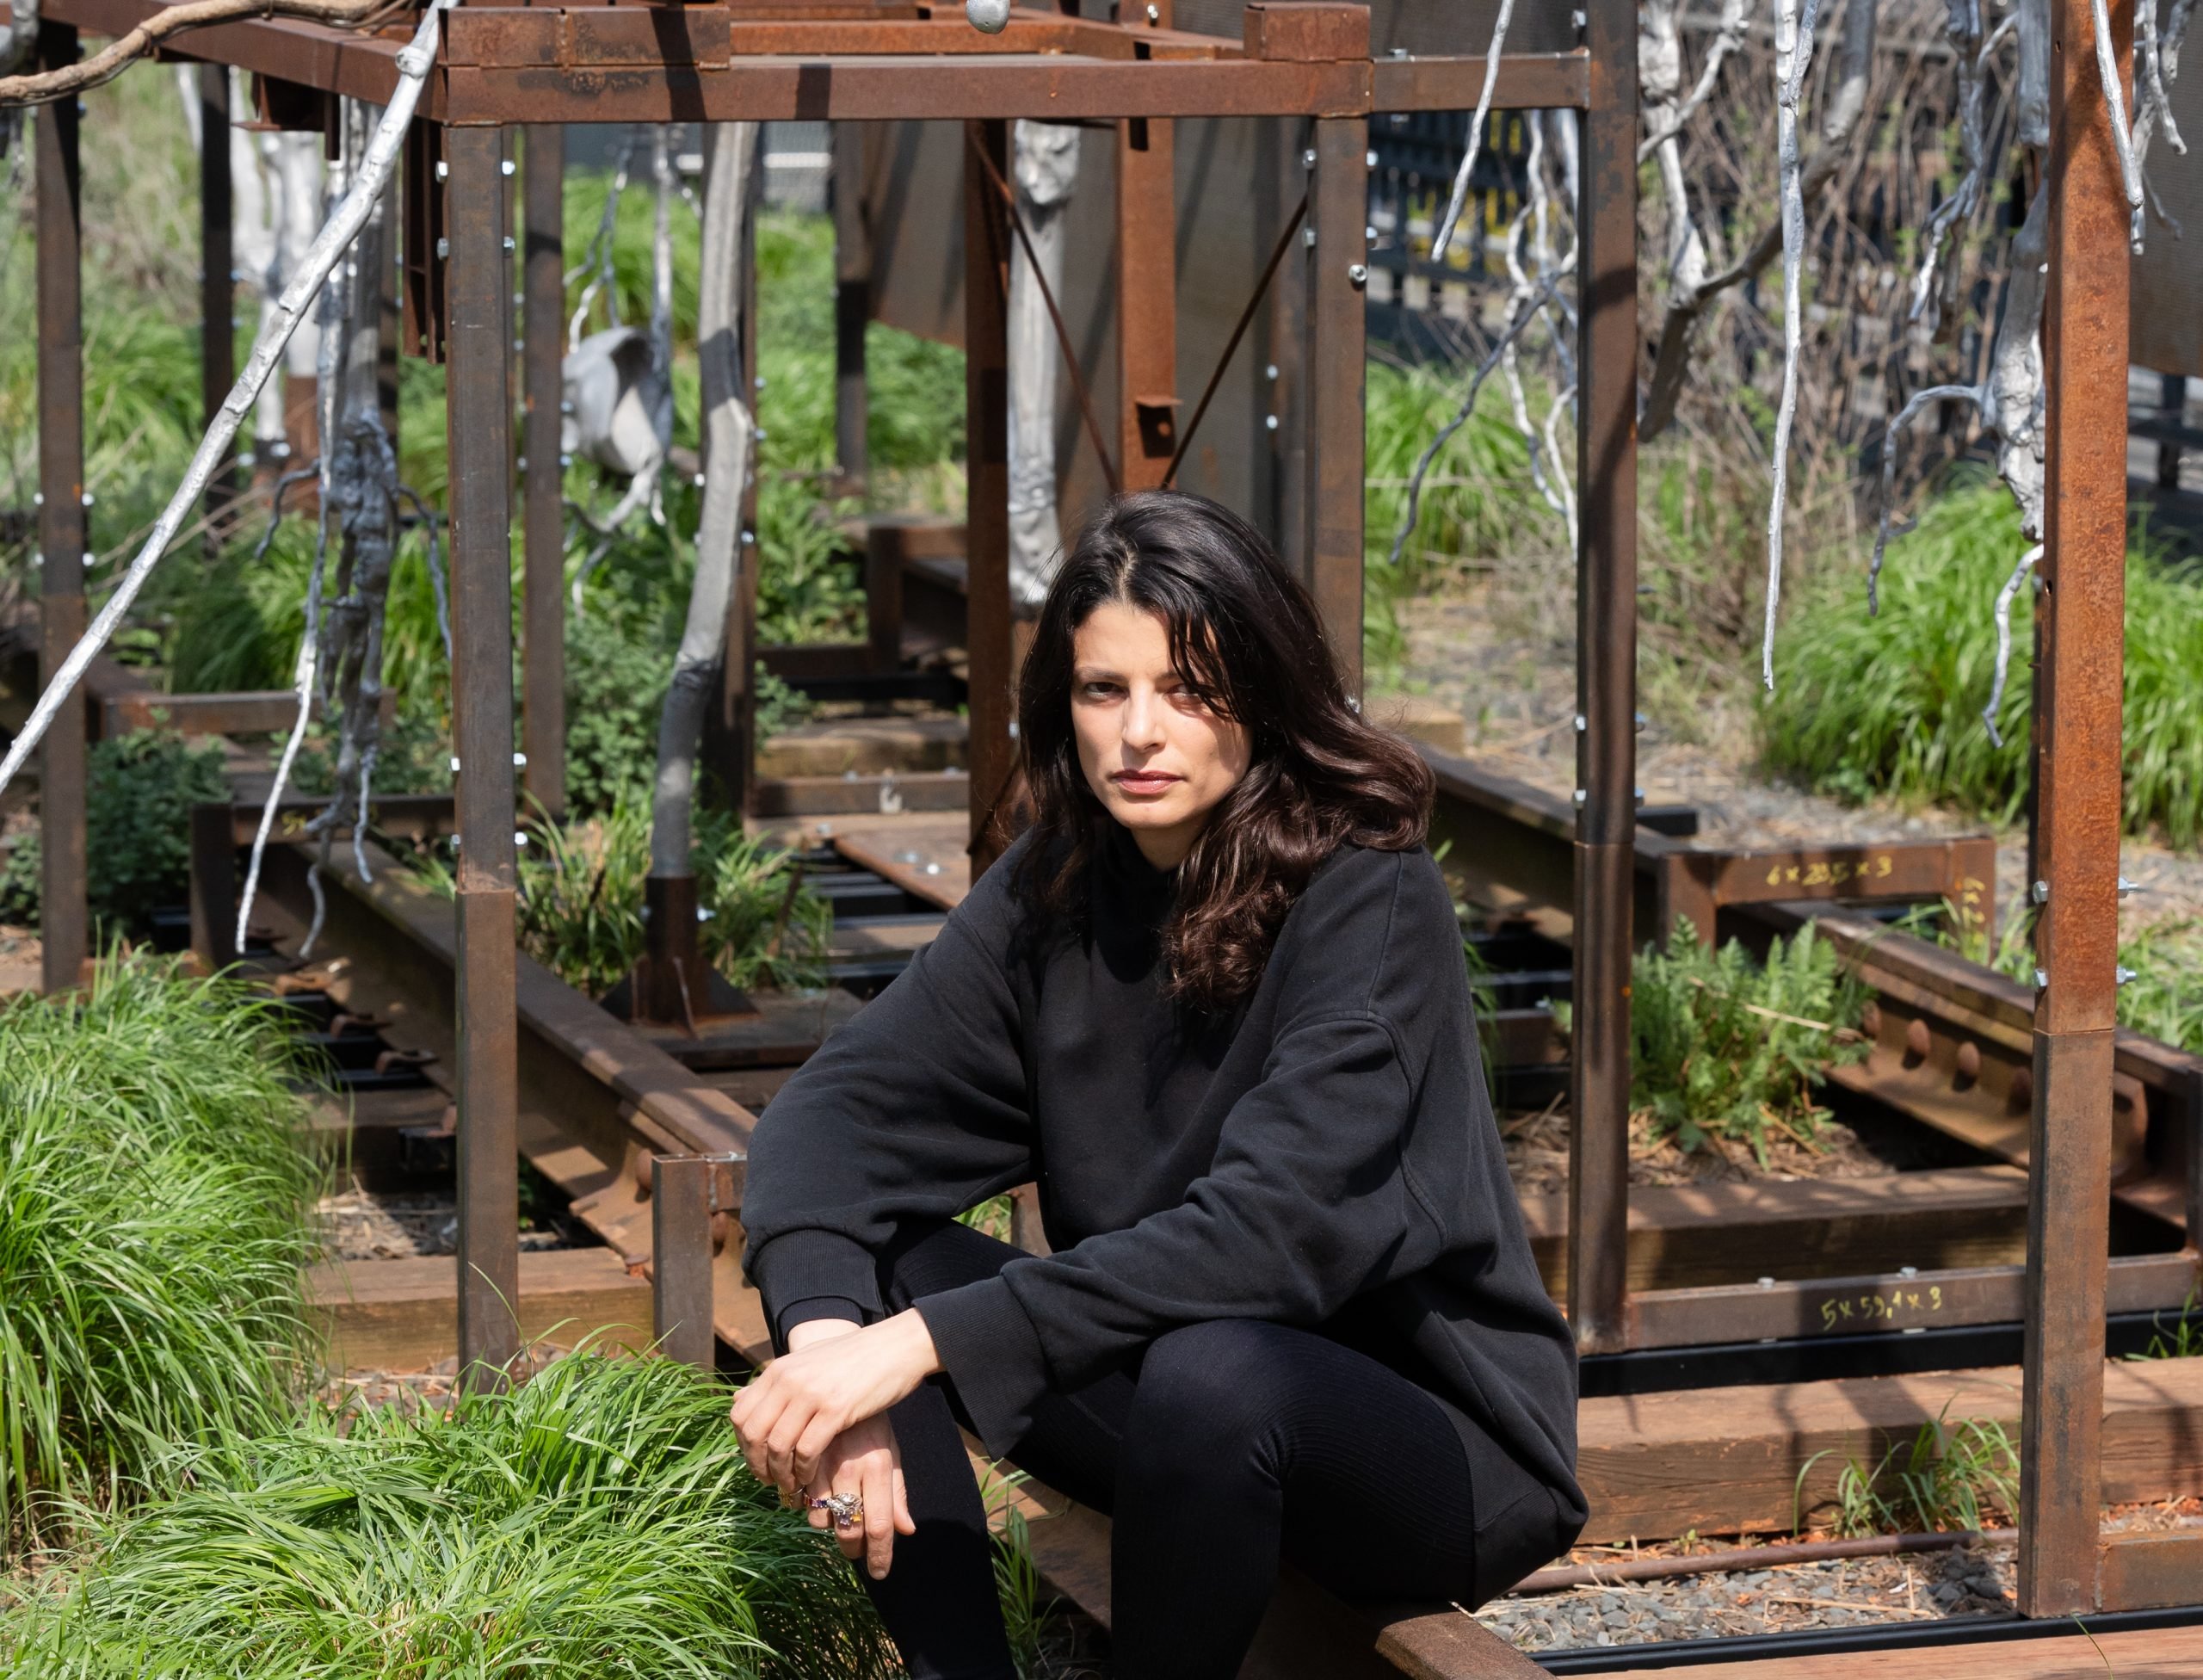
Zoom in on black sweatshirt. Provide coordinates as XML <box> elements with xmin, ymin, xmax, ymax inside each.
<box><xmin>741</xmin><ymin>820</ymin><xmax>1587</xmax><ymax>1534</ymax></box>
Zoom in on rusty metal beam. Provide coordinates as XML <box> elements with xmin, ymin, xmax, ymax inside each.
<box><xmin>2019</xmin><ymin>0</ymin><xmax>2134</xmax><ymax>1618</ymax></box>
<box><xmin>832</xmin><ymin>120</ymin><xmax>868</xmax><ymax>489</ymax></box>
<box><xmin>444</xmin><ymin>123</ymin><xmax>522</xmax><ymax>1393</ymax></box>
<box><xmin>965</xmin><ymin>118</ymin><xmax>1014</xmax><ymax>871</ymax></box>
<box><xmin>1301</xmin><ymin>116</ymin><xmax>1365</xmax><ymax>692</ymax></box>
<box><xmin>1565</xmin><ymin>0</ymin><xmax>1639</xmax><ymax>1359</ymax></box>
<box><xmin>1114</xmin><ymin>112</ymin><xmax>1178</xmax><ymax>491</ymax></box>
<box><xmin>651</xmin><ymin>1155</ymin><xmax>719</xmax><ymax>1370</ymax></box>
<box><xmin>521</xmin><ymin>124</ymin><xmax>566</xmax><ymax>818</ymax></box>
<box><xmin>37</xmin><ymin>25</ymin><xmax>88</xmax><ymax>996</ymax></box>
<box><xmin>199</xmin><ymin>62</ymin><xmax>237</xmax><ymax>548</ymax></box>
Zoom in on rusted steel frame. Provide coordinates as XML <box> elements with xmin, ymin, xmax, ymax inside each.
<box><xmin>1160</xmin><ymin>190</ymin><xmax>1305</xmax><ymax>491</ymax></box>
<box><xmin>1626</xmin><ymin>1254</ymin><xmax>2199</xmax><ymax>1352</ymax></box>
<box><xmin>1114</xmin><ymin>111</ymin><xmax>1177</xmax><ymax>490</ymax></box>
<box><xmin>104</xmin><ymin>687</ymin><xmax>394</xmax><ymax>738</ymax></box>
<box><xmin>832</xmin><ymin>121</ymin><xmax>868</xmax><ymax>489</ymax></box>
<box><xmin>219</xmin><ymin>791</ymin><xmax>454</xmax><ymax>847</ymax></box>
<box><xmin>1566</xmin><ymin>0</ymin><xmax>1638</xmax><ymax>1358</ymax></box>
<box><xmin>1300</xmin><ymin>117</ymin><xmax>1364</xmax><ymax>692</ymax></box>
<box><xmin>1654</xmin><ymin>834</ymin><xmax>1998</xmax><ymax>948</ymax></box>
<box><xmin>963</xmin><ymin>124</ymin><xmax>1119</xmax><ymax>494</ymax></box>
<box><xmin>964</xmin><ymin>119</ymin><xmax>1015</xmax><ymax>871</ymax></box>
<box><xmin>1517</xmin><ymin>1528</ymin><xmax>2013</xmax><ymax>1595</ymax></box>
<box><xmin>199</xmin><ymin>62</ymin><xmax>238</xmax><ymax>547</ymax></box>
<box><xmin>718</xmin><ymin>15</ymin><xmax>1231</xmax><ymax>60</ymax></box>
<box><xmin>37</xmin><ymin>24</ymin><xmax>89</xmax><ymax>996</ymax></box>
<box><xmin>2021</xmin><ymin>0</ymin><xmax>2134</xmax><ymax>1618</ymax></box>
<box><xmin>521</xmin><ymin>125</ymin><xmax>566</xmax><ymax>818</ymax></box>
<box><xmin>1370</xmin><ymin>52</ymin><xmax>1589</xmax><ymax>114</ymax></box>
<box><xmin>443</xmin><ymin>122</ymin><xmax>522</xmax><ymax>1393</ymax></box>
<box><xmin>651</xmin><ymin>1155</ymin><xmax>719</xmax><ymax>1369</ymax></box>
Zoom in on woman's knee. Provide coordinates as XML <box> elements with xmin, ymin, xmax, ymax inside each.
<box><xmin>1118</xmin><ymin>1320</ymin><xmax>1305</xmax><ymax>1485</ymax></box>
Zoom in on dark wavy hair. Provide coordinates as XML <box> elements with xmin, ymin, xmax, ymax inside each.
<box><xmin>1012</xmin><ymin>490</ymin><xmax>1434</xmax><ymax>1012</ymax></box>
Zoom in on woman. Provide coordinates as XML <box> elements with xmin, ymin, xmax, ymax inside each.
<box><xmin>731</xmin><ymin>491</ymin><xmax>1585</xmax><ymax>1678</ymax></box>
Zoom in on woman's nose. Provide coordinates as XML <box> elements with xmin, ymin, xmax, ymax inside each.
<box><xmin>1121</xmin><ymin>689</ymin><xmax>1164</xmax><ymax>749</ymax></box>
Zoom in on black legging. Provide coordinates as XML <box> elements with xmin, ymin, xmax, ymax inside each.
<box><xmin>848</xmin><ymin>1219</ymin><xmax>1504</xmax><ymax>1680</ymax></box>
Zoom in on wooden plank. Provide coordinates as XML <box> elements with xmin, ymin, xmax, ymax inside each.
<box><xmin>1564</xmin><ymin>1623</ymin><xmax>2203</xmax><ymax>1679</ymax></box>
<box><xmin>1576</xmin><ymin>1355</ymin><xmax>2203</xmax><ymax>1547</ymax></box>
<box><xmin>2097</xmin><ymin>1527</ymin><xmax>2203</xmax><ymax>1611</ymax></box>
<box><xmin>306</xmin><ymin>1247</ymin><xmax>652</xmax><ymax>1372</ymax></box>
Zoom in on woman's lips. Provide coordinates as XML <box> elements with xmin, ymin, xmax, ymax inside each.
<box><xmin>1112</xmin><ymin>771</ymin><xmax>1179</xmax><ymax>793</ymax></box>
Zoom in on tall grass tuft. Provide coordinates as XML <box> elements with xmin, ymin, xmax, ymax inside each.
<box><xmin>1630</xmin><ymin>921</ymin><xmax>1870</xmax><ymax>1162</ymax></box>
<box><xmin>0</xmin><ymin>958</ymin><xmax>324</xmax><ymax>1556</ymax></box>
<box><xmin>3</xmin><ymin>1350</ymin><xmax>898</xmax><ymax>1678</ymax></box>
<box><xmin>1764</xmin><ymin>475</ymin><xmax>2203</xmax><ymax>845</ymax></box>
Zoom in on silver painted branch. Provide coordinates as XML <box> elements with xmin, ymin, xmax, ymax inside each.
<box><xmin>1762</xmin><ymin>0</ymin><xmax>1823</xmax><ymax>690</ymax></box>
<box><xmin>0</xmin><ymin>0</ymin><xmax>447</xmax><ymax>806</ymax></box>
<box><xmin>2093</xmin><ymin>0</ymin><xmax>2147</xmax><ymax>247</ymax></box>
<box><xmin>1638</xmin><ymin>0</ymin><xmax>1747</xmax><ymax>161</ymax></box>
<box><xmin>1983</xmin><ymin>543</ymin><xmax>2043</xmax><ymax>747</ymax></box>
<box><xmin>1429</xmin><ymin>0</ymin><xmax>1513</xmax><ymax>265</ymax></box>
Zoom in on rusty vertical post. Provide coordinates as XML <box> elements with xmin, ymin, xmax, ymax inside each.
<box><xmin>521</xmin><ymin>125</ymin><xmax>566</xmax><ymax>818</ymax></box>
<box><xmin>188</xmin><ymin>801</ymin><xmax>239</xmax><ymax>973</ymax></box>
<box><xmin>2018</xmin><ymin>0</ymin><xmax>2130</xmax><ymax>1617</ymax></box>
<box><xmin>1302</xmin><ymin>117</ymin><xmax>1367</xmax><ymax>695</ymax></box>
<box><xmin>1567</xmin><ymin>0</ymin><xmax>1638</xmax><ymax>1356</ymax></box>
<box><xmin>199</xmin><ymin>63</ymin><xmax>236</xmax><ymax>548</ymax></box>
<box><xmin>651</xmin><ymin>1156</ymin><xmax>718</xmax><ymax>1370</ymax></box>
<box><xmin>833</xmin><ymin>121</ymin><xmax>869</xmax><ymax>491</ymax></box>
<box><xmin>36</xmin><ymin>24</ymin><xmax>88</xmax><ymax>995</ymax></box>
<box><xmin>966</xmin><ymin>119</ymin><xmax>1014</xmax><ymax>871</ymax></box>
<box><xmin>1115</xmin><ymin>108</ymin><xmax>1178</xmax><ymax>490</ymax></box>
<box><xmin>1267</xmin><ymin>120</ymin><xmax>1309</xmax><ymax>573</ymax></box>
<box><xmin>444</xmin><ymin>123</ymin><xmax>522</xmax><ymax>1393</ymax></box>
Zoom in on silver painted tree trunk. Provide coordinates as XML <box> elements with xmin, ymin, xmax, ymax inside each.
<box><xmin>650</xmin><ymin>120</ymin><xmax>757</xmax><ymax>878</ymax></box>
<box><xmin>1009</xmin><ymin>119</ymin><xmax>1079</xmax><ymax>609</ymax></box>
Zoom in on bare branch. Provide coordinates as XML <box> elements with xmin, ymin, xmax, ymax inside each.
<box><xmin>1762</xmin><ymin>0</ymin><xmax>1823</xmax><ymax>691</ymax></box>
<box><xmin>1867</xmin><ymin>381</ymin><xmax>1984</xmax><ymax>611</ymax></box>
<box><xmin>1638</xmin><ymin>0</ymin><xmax>1749</xmax><ymax>161</ymax></box>
<box><xmin>1983</xmin><ymin>543</ymin><xmax>2042</xmax><ymax>747</ymax></box>
<box><xmin>0</xmin><ymin>0</ymin><xmax>389</xmax><ymax>107</ymax></box>
<box><xmin>1429</xmin><ymin>0</ymin><xmax>1512</xmax><ymax>266</ymax></box>
<box><xmin>2090</xmin><ymin>0</ymin><xmax>2148</xmax><ymax>247</ymax></box>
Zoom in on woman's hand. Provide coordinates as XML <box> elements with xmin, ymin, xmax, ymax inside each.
<box><xmin>730</xmin><ymin>1308</ymin><xmax>944</xmax><ymax>1504</ymax></box>
<box><xmin>804</xmin><ymin>1414</ymin><xmax>916</xmax><ymax>1578</ymax></box>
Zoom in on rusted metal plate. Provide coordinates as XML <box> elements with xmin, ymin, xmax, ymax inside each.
<box><xmin>104</xmin><ymin>688</ymin><xmax>396</xmax><ymax>738</ymax></box>
<box><xmin>1653</xmin><ymin>834</ymin><xmax>1997</xmax><ymax>943</ymax></box>
<box><xmin>1303</xmin><ymin>116</ymin><xmax>1366</xmax><ymax>687</ymax></box>
<box><xmin>1627</xmin><ymin>1253</ymin><xmax>2200</xmax><ymax>1352</ymax></box>
<box><xmin>1370</xmin><ymin>52</ymin><xmax>1589</xmax><ymax>114</ymax></box>
<box><xmin>560</xmin><ymin>5</ymin><xmax>731</xmax><ymax>68</ymax></box>
<box><xmin>521</xmin><ymin>127</ymin><xmax>567</xmax><ymax>818</ymax></box>
<box><xmin>1242</xmin><ymin>2</ymin><xmax>1368</xmax><ymax>63</ymax></box>
<box><xmin>1116</xmin><ymin>116</ymin><xmax>1178</xmax><ymax>489</ymax></box>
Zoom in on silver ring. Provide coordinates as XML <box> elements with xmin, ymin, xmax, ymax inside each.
<box><xmin>808</xmin><ymin>1491</ymin><xmax>864</xmax><ymax>1528</ymax></box>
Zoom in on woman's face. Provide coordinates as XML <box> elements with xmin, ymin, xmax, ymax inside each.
<box><xmin>1071</xmin><ymin>599</ymin><xmax>1251</xmax><ymax>870</ymax></box>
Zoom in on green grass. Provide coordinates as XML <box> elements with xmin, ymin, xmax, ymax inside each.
<box><xmin>1765</xmin><ymin>475</ymin><xmax>2203</xmax><ymax>846</ymax></box>
<box><xmin>0</xmin><ymin>957</ymin><xmax>325</xmax><ymax>1557</ymax></box>
<box><xmin>1</xmin><ymin>1349</ymin><xmax>897</xmax><ymax>1679</ymax></box>
<box><xmin>413</xmin><ymin>796</ymin><xmax>830</xmax><ymax>999</ymax></box>
<box><xmin>1629</xmin><ymin>920</ymin><xmax>1871</xmax><ymax>1162</ymax></box>
<box><xmin>1927</xmin><ymin>904</ymin><xmax>2203</xmax><ymax>1059</ymax></box>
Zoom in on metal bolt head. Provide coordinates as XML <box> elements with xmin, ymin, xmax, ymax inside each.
<box><xmin>1572</xmin><ymin>788</ymin><xmax>1588</xmax><ymax>806</ymax></box>
<box><xmin>560</xmin><ymin>453</ymin><xmax>573</xmax><ymax>468</ymax></box>
<box><xmin>2032</xmin><ymin>879</ymin><xmax>2049</xmax><ymax>905</ymax></box>
<box><xmin>79</xmin><ymin>491</ymin><xmax>93</xmax><ymax>508</ymax></box>
<box><xmin>513</xmin><ymin>752</ymin><xmax>528</xmax><ymax>768</ymax></box>
<box><xmin>1573</xmin><ymin>713</ymin><xmax>1588</xmax><ymax>732</ymax></box>
<box><xmin>2118</xmin><ymin>875</ymin><xmax>2138</xmax><ymax>898</ymax></box>
<box><xmin>449</xmin><ymin>756</ymin><xmax>463</xmax><ymax>774</ymax></box>
<box><xmin>1365</xmin><ymin>151</ymin><xmax>1378</xmax><ymax>169</ymax></box>
<box><xmin>2117</xmin><ymin>965</ymin><xmax>2139</xmax><ymax>986</ymax></box>
<box><xmin>1145</xmin><ymin>2</ymin><xmax>1159</xmax><ymax>20</ymax></box>
<box><xmin>1302</xmin><ymin>148</ymin><xmax>1317</xmax><ymax>170</ymax></box>
<box><xmin>1264</xmin><ymin>414</ymin><xmax>1280</xmax><ymax>431</ymax></box>
<box><xmin>501</xmin><ymin>159</ymin><xmax>515</xmax><ymax>177</ymax></box>
<box><xmin>965</xmin><ymin>0</ymin><xmax>1010</xmax><ymax>31</ymax></box>
<box><xmin>2033</xmin><ymin>967</ymin><xmax>2049</xmax><ymax>989</ymax></box>
<box><xmin>1302</xmin><ymin>225</ymin><xmax>1317</xmax><ymax>249</ymax></box>
<box><xmin>516</xmin><ymin>455</ymin><xmax>528</xmax><ymax>472</ymax></box>
<box><xmin>1347</xmin><ymin>262</ymin><xmax>1368</xmax><ymax>286</ymax></box>
<box><xmin>503</xmin><ymin>236</ymin><xmax>516</xmax><ymax>252</ymax></box>
<box><xmin>693</xmin><ymin>472</ymin><xmax>707</xmax><ymax>488</ymax></box>
<box><xmin>1265</xmin><ymin>363</ymin><xmax>1280</xmax><ymax>380</ymax></box>
<box><xmin>435</xmin><ymin>160</ymin><xmax>449</xmax><ymax>182</ymax></box>
<box><xmin>435</xmin><ymin>237</ymin><xmax>450</xmax><ymax>259</ymax></box>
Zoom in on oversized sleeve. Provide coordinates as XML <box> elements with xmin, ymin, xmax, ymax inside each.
<box><xmin>916</xmin><ymin>850</ymin><xmax>1454</xmax><ymax>1455</ymax></box>
<box><xmin>738</xmin><ymin>838</ymin><xmax>1036</xmax><ymax>1345</ymax></box>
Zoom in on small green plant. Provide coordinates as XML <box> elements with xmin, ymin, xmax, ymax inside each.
<box><xmin>414</xmin><ymin>796</ymin><xmax>830</xmax><ymax>999</ymax></box>
<box><xmin>0</xmin><ymin>733</ymin><xmax>229</xmax><ymax>942</ymax></box>
<box><xmin>2</xmin><ymin>1349</ymin><xmax>898</xmax><ymax>1678</ymax></box>
<box><xmin>1795</xmin><ymin>1405</ymin><xmax>2019</xmax><ymax>1539</ymax></box>
<box><xmin>0</xmin><ymin>957</ymin><xmax>324</xmax><ymax>1557</ymax></box>
<box><xmin>1919</xmin><ymin>905</ymin><xmax>2203</xmax><ymax>1059</ymax></box>
<box><xmin>2124</xmin><ymin>1289</ymin><xmax>2203</xmax><ymax>1362</ymax></box>
<box><xmin>1630</xmin><ymin>920</ymin><xmax>1870</xmax><ymax>1162</ymax></box>
<box><xmin>975</xmin><ymin>1463</ymin><xmax>1059</xmax><ymax>1679</ymax></box>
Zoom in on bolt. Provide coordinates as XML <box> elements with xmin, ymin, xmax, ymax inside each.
<box><xmin>1302</xmin><ymin>147</ymin><xmax>1317</xmax><ymax>170</ymax></box>
<box><xmin>1571</xmin><ymin>788</ymin><xmax>1588</xmax><ymax>806</ymax></box>
<box><xmin>2117</xmin><ymin>965</ymin><xmax>2138</xmax><ymax>986</ymax></box>
<box><xmin>435</xmin><ymin>160</ymin><xmax>449</xmax><ymax>182</ymax></box>
<box><xmin>1365</xmin><ymin>224</ymin><xmax>1378</xmax><ymax>243</ymax></box>
<box><xmin>513</xmin><ymin>752</ymin><xmax>528</xmax><ymax>768</ymax></box>
<box><xmin>756</xmin><ymin>428</ymin><xmax>768</xmax><ymax>441</ymax></box>
<box><xmin>693</xmin><ymin>472</ymin><xmax>707</xmax><ymax>488</ymax></box>
<box><xmin>2118</xmin><ymin>875</ymin><xmax>2138</xmax><ymax>897</ymax></box>
<box><xmin>516</xmin><ymin>455</ymin><xmax>528</xmax><ymax>472</ymax></box>
<box><xmin>2032</xmin><ymin>879</ymin><xmax>2049</xmax><ymax>904</ymax></box>
<box><xmin>1899</xmin><ymin>1265</ymin><xmax>1917</xmax><ymax>1279</ymax></box>
<box><xmin>560</xmin><ymin>399</ymin><xmax>575</xmax><ymax>415</ymax></box>
<box><xmin>2033</xmin><ymin>967</ymin><xmax>2048</xmax><ymax>989</ymax></box>
<box><xmin>756</xmin><ymin>374</ymin><xmax>768</xmax><ymax>391</ymax></box>
<box><xmin>560</xmin><ymin>453</ymin><xmax>573</xmax><ymax>468</ymax></box>
<box><xmin>435</xmin><ymin>238</ymin><xmax>450</xmax><ymax>259</ymax></box>
<box><xmin>1145</xmin><ymin>2</ymin><xmax>1158</xmax><ymax>20</ymax></box>
<box><xmin>515</xmin><ymin>831</ymin><xmax>529</xmax><ymax>848</ymax></box>
<box><xmin>503</xmin><ymin>236</ymin><xmax>516</xmax><ymax>252</ymax></box>
<box><xmin>501</xmin><ymin>159</ymin><xmax>515</xmax><ymax>177</ymax></box>
<box><xmin>741</xmin><ymin>531</ymin><xmax>756</xmax><ymax>546</ymax></box>
<box><xmin>1573</xmin><ymin>714</ymin><xmax>1587</xmax><ymax>732</ymax></box>
<box><xmin>449</xmin><ymin>756</ymin><xmax>463</xmax><ymax>774</ymax></box>
<box><xmin>30</xmin><ymin>492</ymin><xmax>40</xmax><ymax>507</ymax></box>
<box><xmin>1756</xmin><ymin>1276</ymin><xmax>1775</xmax><ymax>1289</ymax></box>
<box><xmin>1264</xmin><ymin>414</ymin><xmax>1279</xmax><ymax>431</ymax></box>
<box><xmin>1365</xmin><ymin>150</ymin><xmax>1378</xmax><ymax>169</ymax></box>
<box><xmin>1265</xmin><ymin>363</ymin><xmax>1280</xmax><ymax>380</ymax></box>
<box><xmin>81</xmin><ymin>553</ymin><xmax>95</xmax><ymax>568</ymax></box>
<box><xmin>1347</xmin><ymin>262</ymin><xmax>1368</xmax><ymax>286</ymax></box>
<box><xmin>1303</xmin><ymin>226</ymin><xmax>1317</xmax><ymax>249</ymax></box>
